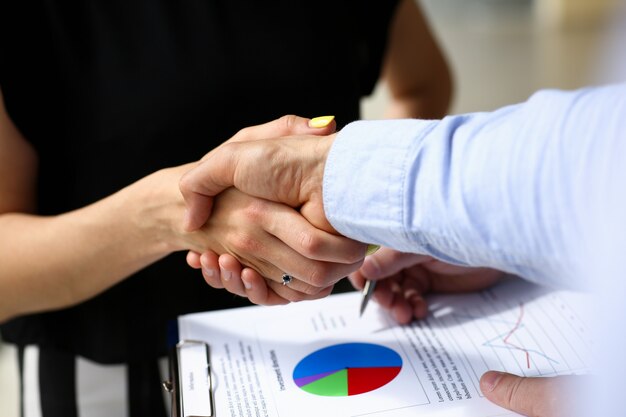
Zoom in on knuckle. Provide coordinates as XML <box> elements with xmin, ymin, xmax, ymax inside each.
<box><xmin>279</xmin><ymin>114</ymin><xmax>298</xmax><ymax>133</ymax></box>
<box><xmin>242</xmin><ymin>200</ymin><xmax>265</xmax><ymax>223</ymax></box>
<box><xmin>506</xmin><ymin>377</ymin><xmax>526</xmax><ymax>412</ymax></box>
<box><xmin>350</xmin><ymin>257</ymin><xmax>365</xmax><ymax>272</ymax></box>
<box><xmin>307</xmin><ymin>263</ymin><xmax>332</xmax><ymax>288</ymax></box>
<box><xmin>298</xmin><ymin>231</ymin><xmax>323</xmax><ymax>257</ymax></box>
<box><xmin>235</xmin><ymin>126</ymin><xmax>252</xmax><ymax>141</ymax></box>
<box><xmin>346</xmin><ymin>244</ymin><xmax>367</xmax><ymax>264</ymax></box>
<box><xmin>178</xmin><ymin>171</ymin><xmax>193</xmax><ymax>193</ymax></box>
<box><xmin>230</xmin><ymin>233</ymin><xmax>260</xmax><ymax>253</ymax></box>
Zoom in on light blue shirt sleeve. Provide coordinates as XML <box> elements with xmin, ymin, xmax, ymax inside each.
<box><xmin>323</xmin><ymin>83</ymin><xmax>626</xmax><ymax>288</ymax></box>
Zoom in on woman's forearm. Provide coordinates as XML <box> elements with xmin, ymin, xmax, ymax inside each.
<box><xmin>0</xmin><ymin>166</ymin><xmax>189</xmax><ymax>322</ymax></box>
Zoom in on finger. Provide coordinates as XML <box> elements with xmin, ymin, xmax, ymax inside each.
<box><xmin>360</xmin><ymin>247</ymin><xmax>430</xmax><ymax>280</ymax></box>
<box><xmin>229</xmin><ymin>115</ymin><xmax>336</xmax><ymax>143</ymax></box>
<box><xmin>262</xmin><ymin>201</ymin><xmax>366</xmax><ymax>264</ymax></box>
<box><xmin>200</xmin><ymin>251</ymin><xmax>223</xmax><ymax>289</ymax></box>
<box><xmin>186</xmin><ymin>250</ymin><xmax>202</xmax><ymax>269</ymax></box>
<box><xmin>348</xmin><ymin>270</ymin><xmax>366</xmax><ymax>290</ymax></box>
<box><xmin>371</xmin><ymin>277</ymin><xmax>399</xmax><ymax>309</ymax></box>
<box><xmin>218</xmin><ymin>254</ymin><xmax>246</xmax><ymax>297</ymax></box>
<box><xmin>300</xmin><ymin>199</ymin><xmax>337</xmax><ymax>234</ymax></box>
<box><xmin>180</xmin><ymin>158</ymin><xmax>233</xmax><ymax>231</ymax></box>
<box><xmin>266</xmin><ymin>278</ymin><xmax>335</xmax><ymax>303</ymax></box>
<box><xmin>389</xmin><ymin>294</ymin><xmax>413</xmax><ymax>324</ymax></box>
<box><xmin>237</xmin><ymin>230</ymin><xmax>362</xmax><ymax>294</ymax></box>
<box><xmin>480</xmin><ymin>372</ymin><xmax>567</xmax><ymax>417</ymax></box>
<box><xmin>180</xmin><ymin>115</ymin><xmax>335</xmax><ymax>231</ymax></box>
<box><xmin>383</xmin><ymin>278</ymin><xmax>417</xmax><ymax>324</ymax></box>
<box><xmin>401</xmin><ymin>271</ymin><xmax>430</xmax><ymax>320</ymax></box>
<box><xmin>240</xmin><ymin>268</ymin><xmax>290</xmax><ymax>306</ymax></box>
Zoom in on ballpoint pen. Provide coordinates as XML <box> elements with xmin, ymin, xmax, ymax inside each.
<box><xmin>359</xmin><ymin>244</ymin><xmax>381</xmax><ymax>317</ymax></box>
<box><xmin>359</xmin><ymin>279</ymin><xmax>377</xmax><ymax>317</ymax></box>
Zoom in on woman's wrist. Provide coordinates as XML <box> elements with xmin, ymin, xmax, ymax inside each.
<box><xmin>123</xmin><ymin>165</ymin><xmax>193</xmax><ymax>256</ymax></box>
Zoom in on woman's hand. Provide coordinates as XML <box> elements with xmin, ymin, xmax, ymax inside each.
<box><xmin>180</xmin><ymin>188</ymin><xmax>366</xmax><ymax>303</ymax></box>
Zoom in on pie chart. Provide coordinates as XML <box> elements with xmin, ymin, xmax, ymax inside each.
<box><xmin>292</xmin><ymin>343</ymin><xmax>402</xmax><ymax>396</ymax></box>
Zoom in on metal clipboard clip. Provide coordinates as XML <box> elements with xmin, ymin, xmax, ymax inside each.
<box><xmin>163</xmin><ymin>340</ymin><xmax>215</xmax><ymax>417</ymax></box>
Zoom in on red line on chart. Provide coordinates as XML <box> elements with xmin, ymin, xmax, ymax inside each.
<box><xmin>503</xmin><ymin>303</ymin><xmax>531</xmax><ymax>368</ymax></box>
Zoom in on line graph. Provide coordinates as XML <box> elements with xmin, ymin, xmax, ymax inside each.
<box><xmin>502</xmin><ymin>302</ymin><xmax>529</xmax><ymax>368</ymax></box>
<box><xmin>455</xmin><ymin>303</ymin><xmax>561</xmax><ymax>369</ymax></box>
<box><xmin>427</xmin><ymin>282</ymin><xmax>591</xmax><ymax>394</ymax></box>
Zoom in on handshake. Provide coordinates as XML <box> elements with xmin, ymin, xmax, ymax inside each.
<box><xmin>178</xmin><ymin>115</ymin><xmax>499</xmax><ymax>321</ymax></box>
<box><xmin>177</xmin><ymin>114</ymin><xmax>584</xmax><ymax>417</ymax></box>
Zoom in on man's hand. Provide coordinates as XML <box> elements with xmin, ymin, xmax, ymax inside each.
<box><xmin>350</xmin><ymin>247</ymin><xmax>503</xmax><ymax>324</ymax></box>
<box><xmin>179</xmin><ymin>115</ymin><xmax>336</xmax><ymax>232</ymax></box>
<box><xmin>480</xmin><ymin>372</ymin><xmax>584</xmax><ymax>417</ymax></box>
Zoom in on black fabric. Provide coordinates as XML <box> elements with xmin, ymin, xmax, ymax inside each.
<box><xmin>0</xmin><ymin>0</ymin><xmax>399</xmax><ymax>365</ymax></box>
<box><xmin>17</xmin><ymin>346</ymin><xmax>24</xmax><ymax>417</ymax></box>
<box><xmin>128</xmin><ymin>360</ymin><xmax>168</xmax><ymax>417</ymax></box>
<box><xmin>38</xmin><ymin>347</ymin><xmax>79</xmax><ymax>417</ymax></box>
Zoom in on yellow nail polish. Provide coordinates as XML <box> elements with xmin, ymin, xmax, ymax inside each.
<box><xmin>366</xmin><ymin>244</ymin><xmax>380</xmax><ymax>256</ymax></box>
<box><xmin>309</xmin><ymin>115</ymin><xmax>335</xmax><ymax>128</ymax></box>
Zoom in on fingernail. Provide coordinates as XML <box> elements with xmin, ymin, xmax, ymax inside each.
<box><xmin>366</xmin><ymin>244</ymin><xmax>380</xmax><ymax>256</ymax></box>
<box><xmin>203</xmin><ymin>268</ymin><xmax>215</xmax><ymax>278</ymax></box>
<box><xmin>242</xmin><ymin>276</ymin><xmax>253</xmax><ymax>290</ymax></box>
<box><xmin>361</xmin><ymin>256</ymin><xmax>381</xmax><ymax>278</ymax></box>
<box><xmin>309</xmin><ymin>115</ymin><xmax>335</xmax><ymax>128</ymax></box>
<box><xmin>481</xmin><ymin>371</ymin><xmax>503</xmax><ymax>392</ymax></box>
<box><xmin>404</xmin><ymin>288</ymin><xmax>419</xmax><ymax>300</ymax></box>
<box><xmin>222</xmin><ymin>270</ymin><xmax>232</xmax><ymax>281</ymax></box>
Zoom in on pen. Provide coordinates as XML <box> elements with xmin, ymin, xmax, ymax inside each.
<box><xmin>359</xmin><ymin>279</ymin><xmax>377</xmax><ymax>317</ymax></box>
<box><xmin>359</xmin><ymin>244</ymin><xmax>381</xmax><ymax>317</ymax></box>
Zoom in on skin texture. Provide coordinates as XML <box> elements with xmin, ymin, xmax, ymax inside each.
<box><xmin>480</xmin><ymin>371</ymin><xmax>584</xmax><ymax>417</ymax></box>
<box><xmin>0</xmin><ymin>97</ymin><xmax>365</xmax><ymax>321</ymax></box>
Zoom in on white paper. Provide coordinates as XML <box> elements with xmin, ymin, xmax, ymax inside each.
<box><xmin>178</xmin><ymin>278</ymin><xmax>591</xmax><ymax>417</ymax></box>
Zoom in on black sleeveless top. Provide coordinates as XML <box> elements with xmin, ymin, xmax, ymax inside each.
<box><xmin>0</xmin><ymin>1</ymin><xmax>398</xmax><ymax>363</ymax></box>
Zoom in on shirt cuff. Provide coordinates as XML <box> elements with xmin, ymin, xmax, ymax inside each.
<box><xmin>323</xmin><ymin>119</ymin><xmax>437</xmax><ymax>250</ymax></box>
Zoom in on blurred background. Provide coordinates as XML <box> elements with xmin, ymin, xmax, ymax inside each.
<box><xmin>363</xmin><ymin>0</ymin><xmax>625</xmax><ymax>118</ymax></box>
<box><xmin>1</xmin><ymin>0</ymin><xmax>624</xmax><ymax>415</ymax></box>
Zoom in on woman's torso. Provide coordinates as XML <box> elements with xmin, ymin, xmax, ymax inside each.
<box><xmin>0</xmin><ymin>0</ymin><xmax>398</xmax><ymax>363</ymax></box>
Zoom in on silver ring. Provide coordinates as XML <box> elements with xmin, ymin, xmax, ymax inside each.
<box><xmin>282</xmin><ymin>274</ymin><xmax>293</xmax><ymax>286</ymax></box>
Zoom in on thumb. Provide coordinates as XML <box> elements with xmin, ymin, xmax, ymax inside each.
<box><xmin>179</xmin><ymin>115</ymin><xmax>336</xmax><ymax>231</ymax></box>
<box><xmin>227</xmin><ymin>114</ymin><xmax>336</xmax><ymax>144</ymax></box>
<box><xmin>480</xmin><ymin>371</ymin><xmax>572</xmax><ymax>417</ymax></box>
<box><xmin>359</xmin><ymin>247</ymin><xmax>430</xmax><ymax>280</ymax></box>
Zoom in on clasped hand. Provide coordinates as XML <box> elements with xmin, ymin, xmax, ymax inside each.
<box><xmin>179</xmin><ymin>115</ymin><xmax>587</xmax><ymax>417</ymax></box>
<box><xmin>181</xmin><ymin>115</ymin><xmax>366</xmax><ymax>304</ymax></box>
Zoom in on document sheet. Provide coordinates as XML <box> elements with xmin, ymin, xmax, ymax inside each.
<box><xmin>178</xmin><ymin>278</ymin><xmax>591</xmax><ymax>417</ymax></box>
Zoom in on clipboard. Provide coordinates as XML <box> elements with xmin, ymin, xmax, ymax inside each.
<box><xmin>162</xmin><ymin>340</ymin><xmax>215</xmax><ymax>417</ymax></box>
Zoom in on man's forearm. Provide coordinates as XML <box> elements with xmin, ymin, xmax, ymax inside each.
<box><xmin>325</xmin><ymin>84</ymin><xmax>626</xmax><ymax>287</ymax></box>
